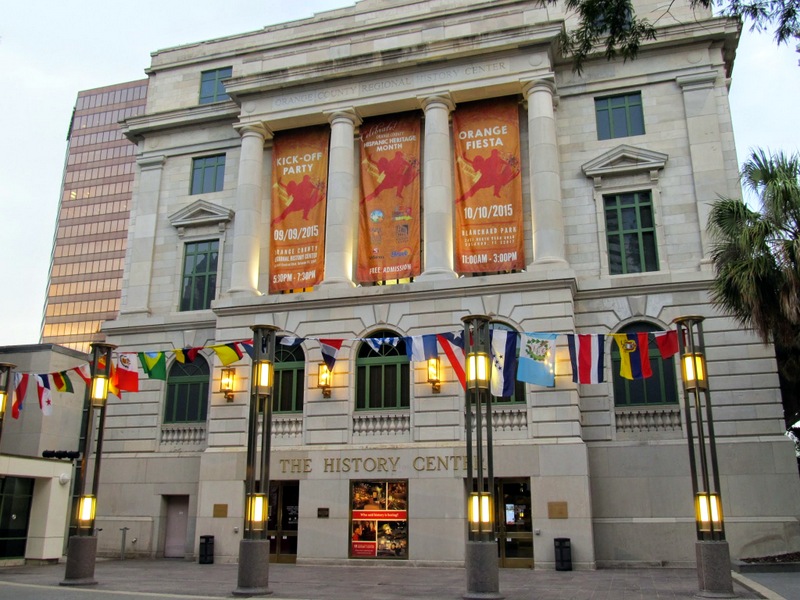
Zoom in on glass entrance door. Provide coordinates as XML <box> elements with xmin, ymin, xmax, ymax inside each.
<box><xmin>267</xmin><ymin>481</ymin><xmax>299</xmax><ymax>564</ymax></box>
<box><xmin>495</xmin><ymin>478</ymin><xmax>533</xmax><ymax>568</ymax></box>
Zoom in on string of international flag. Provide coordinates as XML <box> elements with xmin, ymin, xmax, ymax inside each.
<box><xmin>8</xmin><ymin>329</ymin><xmax>679</xmax><ymax>418</ymax></box>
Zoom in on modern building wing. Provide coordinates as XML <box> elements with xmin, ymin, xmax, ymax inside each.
<box><xmin>85</xmin><ymin>0</ymin><xmax>800</xmax><ymax>568</ymax></box>
<box><xmin>41</xmin><ymin>80</ymin><xmax>148</xmax><ymax>353</ymax></box>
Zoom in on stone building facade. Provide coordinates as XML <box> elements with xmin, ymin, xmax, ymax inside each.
<box><xmin>96</xmin><ymin>0</ymin><xmax>799</xmax><ymax>568</ymax></box>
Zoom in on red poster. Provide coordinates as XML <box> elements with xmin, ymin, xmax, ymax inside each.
<box><xmin>357</xmin><ymin>114</ymin><xmax>421</xmax><ymax>283</ymax></box>
<box><xmin>269</xmin><ymin>127</ymin><xmax>330</xmax><ymax>293</ymax></box>
<box><xmin>453</xmin><ymin>97</ymin><xmax>525</xmax><ymax>273</ymax></box>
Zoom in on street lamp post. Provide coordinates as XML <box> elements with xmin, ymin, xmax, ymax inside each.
<box><xmin>673</xmin><ymin>316</ymin><xmax>734</xmax><ymax>597</ymax></box>
<box><xmin>234</xmin><ymin>325</ymin><xmax>278</xmax><ymax>597</ymax></box>
<box><xmin>0</xmin><ymin>363</ymin><xmax>16</xmax><ymax>447</ymax></box>
<box><xmin>62</xmin><ymin>342</ymin><xmax>115</xmax><ymax>587</ymax></box>
<box><xmin>462</xmin><ymin>315</ymin><xmax>503</xmax><ymax>600</ymax></box>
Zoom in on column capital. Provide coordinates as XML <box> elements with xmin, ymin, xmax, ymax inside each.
<box><xmin>676</xmin><ymin>70</ymin><xmax>717</xmax><ymax>91</ymax></box>
<box><xmin>417</xmin><ymin>93</ymin><xmax>455</xmax><ymax>113</ymax></box>
<box><xmin>323</xmin><ymin>107</ymin><xmax>362</xmax><ymax>127</ymax></box>
<box><xmin>234</xmin><ymin>122</ymin><xmax>272</xmax><ymax>140</ymax></box>
<box><xmin>136</xmin><ymin>154</ymin><xmax>166</xmax><ymax>170</ymax></box>
<box><xmin>521</xmin><ymin>75</ymin><xmax>557</xmax><ymax>98</ymax></box>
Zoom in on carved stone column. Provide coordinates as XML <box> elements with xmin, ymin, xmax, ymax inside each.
<box><xmin>523</xmin><ymin>77</ymin><xmax>567</xmax><ymax>267</ymax></box>
<box><xmin>417</xmin><ymin>94</ymin><xmax>458</xmax><ymax>280</ymax></box>
<box><xmin>228</xmin><ymin>123</ymin><xmax>270</xmax><ymax>296</ymax></box>
<box><xmin>321</xmin><ymin>108</ymin><xmax>361</xmax><ymax>287</ymax></box>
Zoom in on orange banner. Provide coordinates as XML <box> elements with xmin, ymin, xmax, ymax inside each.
<box><xmin>357</xmin><ymin>113</ymin><xmax>421</xmax><ymax>282</ymax></box>
<box><xmin>269</xmin><ymin>127</ymin><xmax>330</xmax><ymax>293</ymax></box>
<box><xmin>453</xmin><ymin>97</ymin><xmax>524</xmax><ymax>273</ymax></box>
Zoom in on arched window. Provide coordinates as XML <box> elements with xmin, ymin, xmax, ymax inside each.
<box><xmin>164</xmin><ymin>355</ymin><xmax>210</xmax><ymax>423</ymax></box>
<box><xmin>611</xmin><ymin>322</ymin><xmax>678</xmax><ymax>406</ymax></box>
<box><xmin>273</xmin><ymin>340</ymin><xmax>305</xmax><ymax>413</ymax></box>
<box><xmin>491</xmin><ymin>322</ymin><xmax>526</xmax><ymax>405</ymax></box>
<box><xmin>356</xmin><ymin>330</ymin><xmax>409</xmax><ymax>410</ymax></box>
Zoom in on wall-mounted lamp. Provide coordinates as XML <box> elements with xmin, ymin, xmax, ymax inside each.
<box><xmin>427</xmin><ymin>357</ymin><xmax>441</xmax><ymax>393</ymax></box>
<box><xmin>0</xmin><ymin>362</ymin><xmax>15</xmax><ymax>419</ymax></box>
<box><xmin>220</xmin><ymin>367</ymin><xmax>235</xmax><ymax>402</ymax></box>
<box><xmin>90</xmin><ymin>343</ymin><xmax>115</xmax><ymax>407</ymax></box>
<box><xmin>318</xmin><ymin>364</ymin><xmax>331</xmax><ymax>398</ymax></box>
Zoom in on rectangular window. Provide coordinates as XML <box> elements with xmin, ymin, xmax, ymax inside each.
<box><xmin>199</xmin><ymin>67</ymin><xmax>232</xmax><ymax>104</ymax></box>
<box><xmin>180</xmin><ymin>240</ymin><xmax>219</xmax><ymax>311</ymax></box>
<box><xmin>604</xmin><ymin>191</ymin><xmax>658</xmax><ymax>275</ymax></box>
<box><xmin>350</xmin><ymin>480</ymin><xmax>408</xmax><ymax>559</ymax></box>
<box><xmin>595</xmin><ymin>92</ymin><xmax>645</xmax><ymax>140</ymax></box>
<box><xmin>191</xmin><ymin>155</ymin><xmax>226</xmax><ymax>195</ymax></box>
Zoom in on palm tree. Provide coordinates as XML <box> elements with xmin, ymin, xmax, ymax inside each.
<box><xmin>708</xmin><ymin>149</ymin><xmax>800</xmax><ymax>423</ymax></box>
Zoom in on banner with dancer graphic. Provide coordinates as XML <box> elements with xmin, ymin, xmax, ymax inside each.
<box><xmin>269</xmin><ymin>126</ymin><xmax>330</xmax><ymax>293</ymax></box>
<box><xmin>357</xmin><ymin>113</ymin><xmax>421</xmax><ymax>282</ymax></box>
<box><xmin>453</xmin><ymin>97</ymin><xmax>524</xmax><ymax>273</ymax></box>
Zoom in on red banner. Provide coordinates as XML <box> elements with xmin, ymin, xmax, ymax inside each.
<box><xmin>269</xmin><ymin>127</ymin><xmax>330</xmax><ymax>293</ymax></box>
<box><xmin>357</xmin><ymin>113</ymin><xmax>421</xmax><ymax>282</ymax></box>
<box><xmin>453</xmin><ymin>97</ymin><xmax>525</xmax><ymax>273</ymax></box>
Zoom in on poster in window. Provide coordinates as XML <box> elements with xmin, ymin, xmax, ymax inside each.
<box><xmin>269</xmin><ymin>126</ymin><xmax>330</xmax><ymax>293</ymax></box>
<box><xmin>357</xmin><ymin>114</ymin><xmax>421</xmax><ymax>283</ymax></box>
<box><xmin>453</xmin><ymin>97</ymin><xmax>525</xmax><ymax>274</ymax></box>
<box><xmin>350</xmin><ymin>480</ymin><xmax>408</xmax><ymax>559</ymax></box>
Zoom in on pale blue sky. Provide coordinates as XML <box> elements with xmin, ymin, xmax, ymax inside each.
<box><xmin>0</xmin><ymin>1</ymin><xmax>797</xmax><ymax>346</ymax></box>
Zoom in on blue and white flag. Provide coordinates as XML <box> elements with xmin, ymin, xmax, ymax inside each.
<box><xmin>405</xmin><ymin>334</ymin><xmax>438</xmax><ymax>362</ymax></box>
<box><xmin>365</xmin><ymin>336</ymin><xmax>400</xmax><ymax>353</ymax></box>
<box><xmin>517</xmin><ymin>333</ymin><xmax>557</xmax><ymax>387</ymax></box>
<box><xmin>490</xmin><ymin>329</ymin><xmax>518</xmax><ymax>398</ymax></box>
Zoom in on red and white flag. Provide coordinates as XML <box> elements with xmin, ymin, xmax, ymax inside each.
<box><xmin>567</xmin><ymin>334</ymin><xmax>605</xmax><ymax>384</ymax></box>
<box><xmin>35</xmin><ymin>374</ymin><xmax>53</xmax><ymax>416</ymax></box>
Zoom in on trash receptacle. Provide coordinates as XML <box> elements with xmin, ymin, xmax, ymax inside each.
<box><xmin>199</xmin><ymin>535</ymin><xmax>214</xmax><ymax>564</ymax></box>
<box><xmin>554</xmin><ymin>537</ymin><xmax>572</xmax><ymax>571</ymax></box>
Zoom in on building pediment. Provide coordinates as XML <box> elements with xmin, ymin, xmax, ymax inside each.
<box><xmin>169</xmin><ymin>199</ymin><xmax>233</xmax><ymax>235</ymax></box>
<box><xmin>581</xmin><ymin>145</ymin><xmax>668</xmax><ymax>187</ymax></box>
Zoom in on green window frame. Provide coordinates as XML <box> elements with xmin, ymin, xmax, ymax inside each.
<box><xmin>604</xmin><ymin>191</ymin><xmax>659</xmax><ymax>275</ymax></box>
<box><xmin>180</xmin><ymin>240</ymin><xmax>218</xmax><ymax>311</ymax></box>
<box><xmin>191</xmin><ymin>154</ymin><xmax>226</xmax><ymax>195</ymax></box>
<box><xmin>595</xmin><ymin>92</ymin><xmax>645</xmax><ymax>140</ymax></box>
<box><xmin>199</xmin><ymin>67</ymin><xmax>232</xmax><ymax>104</ymax></box>
<box><xmin>490</xmin><ymin>322</ymin><xmax>525</xmax><ymax>405</ymax></box>
<box><xmin>164</xmin><ymin>356</ymin><xmax>210</xmax><ymax>423</ymax></box>
<box><xmin>273</xmin><ymin>340</ymin><xmax>305</xmax><ymax>414</ymax></box>
<box><xmin>612</xmin><ymin>323</ymin><xmax>679</xmax><ymax>407</ymax></box>
<box><xmin>356</xmin><ymin>330</ymin><xmax>409</xmax><ymax>411</ymax></box>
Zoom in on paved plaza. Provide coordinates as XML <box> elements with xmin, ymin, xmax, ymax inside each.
<box><xmin>1</xmin><ymin>559</ymin><xmax>798</xmax><ymax>600</ymax></box>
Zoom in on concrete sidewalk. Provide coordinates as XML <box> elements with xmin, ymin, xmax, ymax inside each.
<box><xmin>0</xmin><ymin>558</ymin><xmax>793</xmax><ymax>600</ymax></box>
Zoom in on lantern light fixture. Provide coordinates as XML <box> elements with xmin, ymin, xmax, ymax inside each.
<box><xmin>318</xmin><ymin>364</ymin><xmax>332</xmax><ymax>398</ymax></box>
<box><xmin>468</xmin><ymin>491</ymin><xmax>493</xmax><ymax>533</ymax></box>
<box><xmin>466</xmin><ymin>351</ymin><xmax>490</xmax><ymax>389</ymax></box>
<box><xmin>682</xmin><ymin>352</ymin><xmax>707</xmax><ymax>391</ymax></box>
<box><xmin>246</xmin><ymin>493</ymin><xmax>268</xmax><ymax>532</ymax></box>
<box><xmin>76</xmin><ymin>494</ymin><xmax>97</xmax><ymax>530</ymax></box>
<box><xmin>427</xmin><ymin>357</ymin><xmax>441</xmax><ymax>393</ymax></box>
<box><xmin>220</xmin><ymin>367</ymin><xmax>235</xmax><ymax>401</ymax></box>
<box><xmin>89</xmin><ymin>343</ymin><xmax>115</xmax><ymax>407</ymax></box>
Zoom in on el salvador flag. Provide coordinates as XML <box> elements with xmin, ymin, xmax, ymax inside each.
<box><xmin>490</xmin><ymin>329</ymin><xmax>518</xmax><ymax>398</ymax></box>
